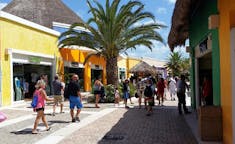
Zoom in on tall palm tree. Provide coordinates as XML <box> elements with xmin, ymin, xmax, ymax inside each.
<box><xmin>180</xmin><ymin>57</ymin><xmax>190</xmax><ymax>75</ymax></box>
<box><xmin>165</xmin><ymin>52</ymin><xmax>182</xmax><ymax>77</ymax></box>
<box><xmin>59</xmin><ymin>0</ymin><xmax>165</xmax><ymax>86</ymax></box>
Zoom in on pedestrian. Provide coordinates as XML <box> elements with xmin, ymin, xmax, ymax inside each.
<box><xmin>168</xmin><ymin>77</ymin><xmax>177</xmax><ymax>101</ymax></box>
<box><xmin>202</xmin><ymin>76</ymin><xmax>213</xmax><ymax>105</ymax></box>
<box><xmin>52</xmin><ymin>74</ymin><xmax>64</xmax><ymax>116</ymax></box>
<box><xmin>157</xmin><ymin>78</ymin><xmax>165</xmax><ymax>106</ymax></box>
<box><xmin>67</xmin><ymin>74</ymin><xmax>83</xmax><ymax>122</ymax></box>
<box><xmin>122</xmin><ymin>79</ymin><xmax>130</xmax><ymax>108</ymax></box>
<box><xmin>144</xmin><ymin>79</ymin><xmax>154</xmax><ymax>116</ymax></box>
<box><xmin>32</xmin><ymin>80</ymin><xmax>54</xmax><ymax>134</ymax></box>
<box><xmin>93</xmin><ymin>77</ymin><xmax>103</xmax><ymax>108</ymax></box>
<box><xmin>164</xmin><ymin>78</ymin><xmax>168</xmax><ymax>100</ymax></box>
<box><xmin>114</xmin><ymin>87</ymin><xmax>120</xmax><ymax>107</ymax></box>
<box><xmin>176</xmin><ymin>74</ymin><xmax>191</xmax><ymax>115</ymax></box>
<box><xmin>137</xmin><ymin>78</ymin><xmax>146</xmax><ymax>109</ymax></box>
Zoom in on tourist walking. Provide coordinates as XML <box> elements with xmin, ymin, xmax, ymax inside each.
<box><xmin>114</xmin><ymin>87</ymin><xmax>120</xmax><ymax>106</ymax></box>
<box><xmin>144</xmin><ymin>79</ymin><xmax>154</xmax><ymax>116</ymax></box>
<box><xmin>168</xmin><ymin>77</ymin><xmax>177</xmax><ymax>101</ymax></box>
<box><xmin>122</xmin><ymin>79</ymin><xmax>130</xmax><ymax>108</ymax></box>
<box><xmin>52</xmin><ymin>74</ymin><xmax>64</xmax><ymax>116</ymax></box>
<box><xmin>176</xmin><ymin>74</ymin><xmax>191</xmax><ymax>115</ymax></box>
<box><xmin>32</xmin><ymin>80</ymin><xmax>54</xmax><ymax>134</ymax></box>
<box><xmin>137</xmin><ymin>78</ymin><xmax>145</xmax><ymax>109</ymax></box>
<box><xmin>157</xmin><ymin>78</ymin><xmax>165</xmax><ymax>106</ymax></box>
<box><xmin>93</xmin><ymin>77</ymin><xmax>103</xmax><ymax>108</ymax></box>
<box><xmin>67</xmin><ymin>74</ymin><xmax>83</xmax><ymax>122</ymax></box>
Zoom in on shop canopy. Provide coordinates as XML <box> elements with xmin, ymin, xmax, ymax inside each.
<box><xmin>168</xmin><ymin>0</ymin><xmax>199</xmax><ymax>51</ymax></box>
<box><xmin>129</xmin><ymin>61</ymin><xmax>157</xmax><ymax>75</ymax></box>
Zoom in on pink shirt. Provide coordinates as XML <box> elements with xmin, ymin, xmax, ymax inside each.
<box><xmin>34</xmin><ymin>90</ymin><xmax>45</xmax><ymax>109</ymax></box>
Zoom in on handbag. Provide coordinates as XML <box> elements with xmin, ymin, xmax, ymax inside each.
<box><xmin>135</xmin><ymin>92</ymin><xmax>139</xmax><ymax>98</ymax></box>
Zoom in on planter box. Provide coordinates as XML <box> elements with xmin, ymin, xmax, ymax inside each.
<box><xmin>198</xmin><ymin>106</ymin><xmax>222</xmax><ymax>141</ymax></box>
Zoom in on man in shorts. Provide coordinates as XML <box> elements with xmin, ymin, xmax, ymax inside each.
<box><xmin>52</xmin><ymin>75</ymin><xmax>64</xmax><ymax>116</ymax></box>
<box><xmin>67</xmin><ymin>74</ymin><xmax>83</xmax><ymax>122</ymax></box>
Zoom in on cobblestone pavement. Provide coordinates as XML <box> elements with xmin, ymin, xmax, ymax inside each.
<box><xmin>0</xmin><ymin>94</ymin><xmax>221</xmax><ymax>144</ymax></box>
<box><xmin>59</xmin><ymin>106</ymin><xmax>197</xmax><ymax>144</ymax></box>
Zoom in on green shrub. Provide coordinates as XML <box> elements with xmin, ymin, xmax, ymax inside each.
<box><xmin>104</xmin><ymin>84</ymin><xmax>115</xmax><ymax>103</ymax></box>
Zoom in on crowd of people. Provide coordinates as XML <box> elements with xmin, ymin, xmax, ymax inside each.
<box><xmin>0</xmin><ymin>72</ymin><xmax>195</xmax><ymax>134</ymax></box>
<box><xmin>121</xmin><ymin>74</ymin><xmax>192</xmax><ymax>116</ymax></box>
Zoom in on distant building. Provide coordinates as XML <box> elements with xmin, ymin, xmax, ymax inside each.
<box><xmin>0</xmin><ymin>0</ymin><xmax>105</xmax><ymax>106</ymax></box>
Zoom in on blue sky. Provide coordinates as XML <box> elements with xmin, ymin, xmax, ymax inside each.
<box><xmin>0</xmin><ymin>0</ymin><xmax>188</xmax><ymax>61</ymax></box>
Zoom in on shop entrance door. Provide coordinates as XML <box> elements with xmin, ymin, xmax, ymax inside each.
<box><xmin>198</xmin><ymin>52</ymin><xmax>213</xmax><ymax>106</ymax></box>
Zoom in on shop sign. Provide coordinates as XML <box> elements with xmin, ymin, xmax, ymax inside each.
<box><xmin>195</xmin><ymin>37</ymin><xmax>212</xmax><ymax>58</ymax></box>
<box><xmin>71</xmin><ymin>62</ymin><xmax>79</xmax><ymax>67</ymax></box>
<box><xmin>29</xmin><ymin>56</ymin><xmax>41</xmax><ymax>64</ymax></box>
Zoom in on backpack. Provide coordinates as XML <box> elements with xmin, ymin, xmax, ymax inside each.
<box><xmin>64</xmin><ymin>84</ymin><xmax>69</xmax><ymax>99</ymax></box>
<box><xmin>93</xmin><ymin>84</ymin><xmax>100</xmax><ymax>91</ymax></box>
<box><xmin>144</xmin><ymin>85</ymin><xmax>153</xmax><ymax>97</ymax></box>
<box><xmin>31</xmin><ymin>94</ymin><xmax>38</xmax><ymax>108</ymax></box>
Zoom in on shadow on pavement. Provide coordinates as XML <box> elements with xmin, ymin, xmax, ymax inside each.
<box><xmin>10</xmin><ymin>128</ymin><xmax>33</xmax><ymax>135</ymax></box>
<box><xmin>98</xmin><ymin>106</ymin><xmax>198</xmax><ymax>144</ymax></box>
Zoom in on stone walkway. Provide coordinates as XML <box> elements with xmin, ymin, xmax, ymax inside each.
<box><xmin>0</xmin><ymin>94</ymin><xmax>222</xmax><ymax>144</ymax></box>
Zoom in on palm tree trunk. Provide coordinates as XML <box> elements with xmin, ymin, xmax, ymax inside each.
<box><xmin>106</xmin><ymin>57</ymin><xmax>118</xmax><ymax>87</ymax></box>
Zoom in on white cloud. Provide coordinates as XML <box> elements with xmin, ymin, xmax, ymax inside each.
<box><xmin>166</xmin><ymin>0</ymin><xmax>176</xmax><ymax>4</ymax></box>
<box><xmin>157</xmin><ymin>8</ymin><xmax>167</xmax><ymax>14</ymax></box>
<box><xmin>0</xmin><ymin>3</ymin><xmax>7</xmax><ymax>10</ymax></box>
<box><xmin>126</xmin><ymin>41</ymin><xmax>171</xmax><ymax>61</ymax></box>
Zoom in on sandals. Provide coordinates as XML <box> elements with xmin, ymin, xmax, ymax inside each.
<box><xmin>32</xmin><ymin>131</ymin><xmax>38</xmax><ymax>134</ymax></box>
<box><xmin>46</xmin><ymin>127</ymin><xmax>51</xmax><ymax>131</ymax></box>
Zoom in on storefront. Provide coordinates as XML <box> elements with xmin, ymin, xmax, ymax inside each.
<box><xmin>0</xmin><ymin>11</ymin><xmax>60</xmax><ymax>106</ymax></box>
<box><xmin>63</xmin><ymin>61</ymin><xmax>84</xmax><ymax>90</ymax></box>
<box><xmin>6</xmin><ymin>49</ymin><xmax>56</xmax><ymax>103</ymax></box>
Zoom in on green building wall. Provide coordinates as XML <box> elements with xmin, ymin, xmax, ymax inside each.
<box><xmin>189</xmin><ymin>0</ymin><xmax>220</xmax><ymax>108</ymax></box>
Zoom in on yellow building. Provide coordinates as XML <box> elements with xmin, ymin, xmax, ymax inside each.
<box><xmin>218</xmin><ymin>0</ymin><xmax>235</xmax><ymax>143</ymax></box>
<box><xmin>0</xmin><ymin>0</ymin><xmax>107</xmax><ymax>107</ymax></box>
<box><xmin>0</xmin><ymin>11</ymin><xmax>60</xmax><ymax>106</ymax></box>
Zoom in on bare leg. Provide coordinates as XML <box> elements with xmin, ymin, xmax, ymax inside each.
<box><xmin>60</xmin><ymin>103</ymin><xmax>64</xmax><ymax>113</ymax></box>
<box><xmin>138</xmin><ymin>96</ymin><xmax>142</xmax><ymax>108</ymax></box>
<box><xmin>41</xmin><ymin>113</ymin><xmax>49</xmax><ymax>129</ymax></box>
<box><xmin>95</xmin><ymin>94</ymin><xmax>100</xmax><ymax>108</ymax></box>
<box><xmin>32</xmin><ymin>110</ymin><xmax>43</xmax><ymax>133</ymax></box>
<box><xmin>70</xmin><ymin>109</ymin><xmax>74</xmax><ymax>120</ymax></box>
<box><xmin>75</xmin><ymin>109</ymin><xmax>81</xmax><ymax>118</ymax></box>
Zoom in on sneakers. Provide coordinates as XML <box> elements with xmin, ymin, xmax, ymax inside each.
<box><xmin>72</xmin><ymin>117</ymin><xmax>80</xmax><ymax>122</ymax></box>
<box><xmin>72</xmin><ymin>118</ymin><xmax>76</xmax><ymax>122</ymax></box>
<box><xmin>76</xmin><ymin>117</ymin><xmax>80</xmax><ymax>122</ymax></box>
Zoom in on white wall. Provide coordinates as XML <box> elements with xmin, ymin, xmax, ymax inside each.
<box><xmin>230</xmin><ymin>28</ymin><xmax>235</xmax><ymax>142</ymax></box>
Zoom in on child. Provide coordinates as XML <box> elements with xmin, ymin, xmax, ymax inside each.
<box><xmin>32</xmin><ymin>80</ymin><xmax>54</xmax><ymax>134</ymax></box>
<box><xmin>114</xmin><ymin>87</ymin><xmax>120</xmax><ymax>107</ymax></box>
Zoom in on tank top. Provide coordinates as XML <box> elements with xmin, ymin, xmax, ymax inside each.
<box><xmin>35</xmin><ymin>89</ymin><xmax>45</xmax><ymax>109</ymax></box>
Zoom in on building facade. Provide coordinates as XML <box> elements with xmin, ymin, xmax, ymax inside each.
<box><xmin>0</xmin><ymin>11</ymin><xmax>60</xmax><ymax>106</ymax></box>
<box><xmin>169</xmin><ymin>0</ymin><xmax>235</xmax><ymax>143</ymax></box>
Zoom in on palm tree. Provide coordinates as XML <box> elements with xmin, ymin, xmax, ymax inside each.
<box><xmin>165</xmin><ymin>52</ymin><xmax>182</xmax><ymax>77</ymax></box>
<box><xmin>180</xmin><ymin>57</ymin><xmax>190</xmax><ymax>75</ymax></box>
<box><xmin>59</xmin><ymin>0</ymin><xmax>165</xmax><ymax>86</ymax></box>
